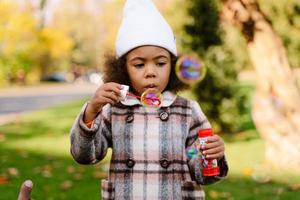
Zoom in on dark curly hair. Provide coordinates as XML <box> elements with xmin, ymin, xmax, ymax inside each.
<box><xmin>102</xmin><ymin>51</ymin><xmax>188</xmax><ymax>93</ymax></box>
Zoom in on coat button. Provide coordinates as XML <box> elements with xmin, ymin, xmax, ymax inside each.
<box><xmin>160</xmin><ymin>159</ymin><xmax>170</xmax><ymax>169</ymax></box>
<box><xmin>159</xmin><ymin>111</ymin><xmax>169</xmax><ymax>121</ymax></box>
<box><xmin>126</xmin><ymin>158</ymin><xmax>135</xmax><ymax>168</ymax></box>
<box><xmin>125</xmin><ymin>114</ymin><xmax>134</xmax><ymax>123</ymax></box>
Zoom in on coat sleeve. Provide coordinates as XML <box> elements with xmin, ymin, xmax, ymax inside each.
<box><xmin>186</xmin><ymin>100</ymin><xmax>228</xmax><ymax>185</ymax></box>
<box><xmin>70</xmin><ymin>103</ymin><xmax>112</xmax><ymax>165</ymax></box>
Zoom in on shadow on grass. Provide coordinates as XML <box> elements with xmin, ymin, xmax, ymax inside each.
<box><xmin>0</xmin><ymin>147</ymin><xmax>108</xmax><ymax>200</ymax></box>
<box><xmin>0</xmin><ymin>98</ymin><xmax>111</xmax><ymax>199</ymax></box>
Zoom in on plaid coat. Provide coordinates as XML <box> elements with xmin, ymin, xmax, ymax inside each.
<box><xmin>70</xmin><ymin>91</ymin><xmax>228</xmax><ymax>200</ymax></box>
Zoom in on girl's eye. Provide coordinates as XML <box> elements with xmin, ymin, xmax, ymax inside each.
<box><xmin>134</xmin><ymin>64</ymin><xmax>144</xmax><ymax>68</ymax></box>
<box><xmin>157</xmin><ymin>62</ymin><xmax>166</xmax><ymax>67</ymax></box>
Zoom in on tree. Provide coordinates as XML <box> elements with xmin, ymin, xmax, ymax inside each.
<box><xmin>0</xmin><ymin>0</ymin><xmax>73</xmax><ymax>84</ymax></box>
<box><xmin>184</xmin><ymin>0</ymin><xmax>248</xmax><ymax>134</ymax></box>
<box><xmin>0</xmin><ymin>1</ymin><xmax>38</xmax><ymax>84</ymax></box>
<box><xmin>35</xmin><ymin>0</ymin><xmax>73</xmax><ymax>79</ymax></box>
<box><xmin>258</xmin><ymin>0</ymin><xmax>300</xmax><ymax>69</ymax></box>
<box><xmin>221</xmin><ymin>0</ymin><xmax>300</xmax><ymax>168</ymax></box>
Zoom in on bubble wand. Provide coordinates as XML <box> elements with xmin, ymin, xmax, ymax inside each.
<box><xmin>120</xmin><ymin>85</ymin><xmax>162</xmax><ymax>107</ymax></box>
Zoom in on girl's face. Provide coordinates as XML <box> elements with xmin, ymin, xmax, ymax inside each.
<box><xmin>125</xmin><ymin>46</ymin><xmax>171</xmax><ymax>95</ymax></box>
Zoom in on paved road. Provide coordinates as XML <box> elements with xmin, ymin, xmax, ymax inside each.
<box><xmin>0</xmin><ymin>94</ymin><xmax>91</xmax><ymax>114</ymax></box>
<box><xmin>0</xmin><ymin>83</ymin><xmax>98</xmax><ymax>124</ymax></box>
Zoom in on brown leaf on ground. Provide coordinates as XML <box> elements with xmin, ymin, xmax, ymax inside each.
<box><xmin>0</xmin><ymin>176</ymin><xmax>9</xmax><ymax>185</ymax></box>
<box><xmin>219</xmin><ymin>192</ymin><xmax>233</xmax><ymax>199</ymax></box>
<box><xmin>8</xmin><ymin>167</ymin><xmax>19</xmax><ymax>177</ymax></box>
<box><xmin>67</xmin><ymin>166</ymin><xmax>75</xmax><ymax>173</ymax></box>
<box><xmin>73</xmin><ymin>173</ymin><xmax>82</xmax><ymax>180</ymax></box>
<box><xmin>288</xmin><ymin>183</ymin><xmax>300</xmax><ymax>191</ymax></box>
<box><xmin>60</xmin><ymin>180</ymin><xmax>73</xmax><ymax>190</ymax></box>
<box><xmin>209</xmin><ymin>190</ymin><xmax>220</xmax><ymax>199</ymax></box>
<box><xmin>273</xmin><ymin>187</ymin><xmax>285</xmax><ymax>195</ymax></box>
<box><xmin>42</xmin><ymin>165</ymin><xmax>53</xmax><ymax>178</ymax></box>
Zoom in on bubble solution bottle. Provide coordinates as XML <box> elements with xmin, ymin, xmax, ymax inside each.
<box><xmin>198</xmin><ymin>128</ymin><xmax>220</xmax><ymax>176</ymax></box>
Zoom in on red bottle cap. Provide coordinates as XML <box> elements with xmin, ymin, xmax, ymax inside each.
<box><xmin>198</xmin><ymin>128</ymin><xmax>214</xmax><ymax>138</ymax></box>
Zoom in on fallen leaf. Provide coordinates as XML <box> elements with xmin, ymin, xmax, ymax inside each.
<box><xmin>0</xmin><ymin>176</ymin><xmax>9</xmax><ymax>185</ymax></box>
<box><xmin>42</xmin><ymin>170</ymin><xmax>52</xmax><ymax>178</ymax></box>
<box><xmin>8</xmin><ymin>167</ymin><xmax>19</xmax><ymax>177</ymax></box>
<box><xmin>274</xmin><ymin>187</ymin><xmax>284</xmax><ymax>195</ymax></box>
<box><xmin>220</xmin><ymin>192</ymin><xmax>232</xmax><ymax>199</ymax></box>
<box><xmin>60</xmin><ymin>180</ymin><xmax>73</xmax><ymax>190</ymax></box>
<box><xmin>288</xmin><ymin>183</ymin><xmax>300</xmax><ymax>191</ymax></box>
<box><xmin>67</xmin><ymin>166</ymin><xmax>75</xmax><ymax>173</ymax></box>
<box><xmin>42</xmin><ymin>165</ymin><xmax>52</xmax><ymax>178</ymax></box>
<box><xmin>73</xmin><ymin>173</ymin><xmax>82</xmax><ymax>180</ymax></box>
<box><xmin>209</xmin><ymin>190</ymin><xmax>219</xmax><ymax>199</ymax></box>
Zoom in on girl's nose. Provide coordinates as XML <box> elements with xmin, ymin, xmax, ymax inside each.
<box><xmin>145</xmin><ymin>65</ymin><xmax>156</xmax><ymax>78</ymax></box>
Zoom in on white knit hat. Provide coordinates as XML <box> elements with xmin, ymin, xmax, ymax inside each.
<box><xmin>115</xmin><ymin>0</ymin><xmax>177</xmax><ymax>57</ymax></box>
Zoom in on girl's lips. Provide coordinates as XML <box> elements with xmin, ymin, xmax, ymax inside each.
<box><xmin>145</xmin><ymin>84</ymin><xmax>157</xmax><ymax>89</ymax></box>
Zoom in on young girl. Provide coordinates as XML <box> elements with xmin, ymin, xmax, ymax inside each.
<box><xmin>70</xmin><ymin>0</ymin><xmax>228</xmax><ymax>199</ymax></box>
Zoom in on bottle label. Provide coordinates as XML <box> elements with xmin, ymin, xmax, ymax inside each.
<box><xmin>198</xmin><ymin>137</ymin><xmax>220</xmax><ymax>176</ymax></box>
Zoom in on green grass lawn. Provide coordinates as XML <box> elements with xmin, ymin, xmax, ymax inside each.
<box><xmin>0</xmin><ymin>98</ymin><xmax>300</xmax><ymax>199</ymax></box>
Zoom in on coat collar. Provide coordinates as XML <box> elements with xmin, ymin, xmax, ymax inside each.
<box><xmin>120</xmin><ymin>91</ymin><xmax>177</xmax><ymax>107</ymax></box>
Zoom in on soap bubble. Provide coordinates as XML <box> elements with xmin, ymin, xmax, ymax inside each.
<box><xmin>141</xmin><ymin>88</ymin><xmax>162</xmax><ymax>108</ymax></box>
<box><xmin>175</xmin><ymin>55</ymin><xmax>206</xmax><ymax>85</ymax></box>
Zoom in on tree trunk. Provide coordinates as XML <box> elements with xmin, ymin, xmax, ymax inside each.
<box><xmin>38</xmin><ymin>0</ymin><xmax>50</xmax><ymax>80</ymax></box>
<box><xmin>221</xmin><ymin>0</ymin><xmax>300</xmax><ymax>169</ymax></box>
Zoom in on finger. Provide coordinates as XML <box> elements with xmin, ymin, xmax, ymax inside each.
<box><xmin>203</xmin><ymin>141</ymin><xmax>224</xmax><ymax>150</ymax></box>
<box><xmin>18</xmin><ymin>180</ymin><xmax>33</xmax><ymax>200</ymax></box>
<box><xmin>107</xmin><ymin>82</ymin><xmax>123</xmax><ymax>89</ymax></box>
<box><xmin>203</xmin><ymin>145</ymin><xmax>224</xmax><ymax>155</ymax></box>
<box><xmin>206</xmin><ymin>135</ymin><xmax>220</xmax><ymax>143</ymax></box>
<box><xmin>103</xmin><ymin>91</ymin><xmax>120</xmax><ymax>103</ymax></box>
<box><xmin>205</xmin><ymin>152</ymin><xmax>224</xmax><ymax>160</ymax></box>
<box><xmin>90</xmin><ymin>93</ymin><xmax>118</xmax><ymax>112</ymax></box>
<box><xmin>204</xmin><ymin>135</ymin><xmax>224</xmax><ymax>149</ymax></box>
<box><xmin>103</xmin><ymin>83</ymin><xmax>122</xmax><ymax>95</ymax></box>
<box><xmin>98</xmin><ymin>95</ymin><xmax>116</xmax><ymax>105</ymax></box>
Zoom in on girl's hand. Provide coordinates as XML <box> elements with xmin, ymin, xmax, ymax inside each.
<box><xmin>200</xmin><ymin>135</ymin><xmax>225</xmax><ymax>160</ymax></box>
<box><xmin>84</xmin><ymin>82</ymin><xmax>122</xmax><ymax>122</ymax></box>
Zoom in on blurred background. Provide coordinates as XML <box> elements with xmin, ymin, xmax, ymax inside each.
<box><xmin>0</xmin><ymin>0</ymin><xmax>300</xmax><ymax>199</ymax></box>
